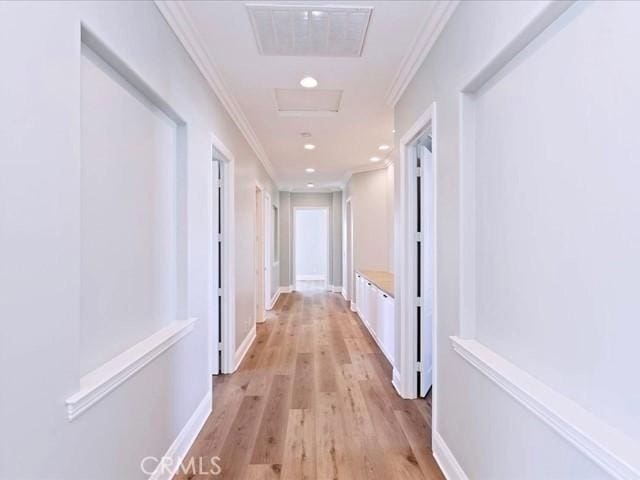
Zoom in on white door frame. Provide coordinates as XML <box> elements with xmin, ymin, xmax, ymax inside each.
<box><xmin>292</xmin><ymin>206</ymin><xmax>331</xmax><ymax>291</ymax></box>
<box><xmin>210</xmin><ymin>133</ymin><xmax>236</xmax><ymax>375</ymax></box>
<box><xmin>255</xmin><ymin>182</ymin><xmax>265</xmax><ymax>323</ymax></box>
<box><xmin>264</xmin><ymin>191</ymin><xmax>272</xmax><ymax>310</ymax></box>
<box><xmin>345</xmin><ymin>197</ymin><xmax>355</xmax><ymax>310</ymax></box>
<box><xmin>395</xmin><ymin>102</ymin><xmax>438</xmax><ymax>420</ymax></box>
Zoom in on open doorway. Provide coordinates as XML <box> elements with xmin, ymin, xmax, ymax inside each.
<box><xmin>345</xmin><ymin>198</ymin><xmax>355</xmax><ymax>310</ymax></box>
<box><xmin>294</xmin><ymin>207</ymin><xmax>329</xmax><ymax>291</ymax></box>
<box><xmin>210</xmin><ymin>135</ymin><xmax>236</xmax><ymax>376</ymax></box>
<box><xmin>397</xmin><ymin>103</ymin><xmax>437</xmax><ymax>406</ymax></box>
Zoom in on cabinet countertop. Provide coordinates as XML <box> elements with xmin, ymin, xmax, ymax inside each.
<box><xmin>357</xmin><ymin>270</ymin><xmax>394</xmax><ymax>298</ymax></box>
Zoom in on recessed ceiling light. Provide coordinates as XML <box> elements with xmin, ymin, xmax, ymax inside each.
<box><xmin>306</xmin><ymin>168</ymin><xmax>315</xmax><ymax>173</ymax></box>
<box><xmin>304</xmin><ymin>144</ymin><xmax>316</xmax><ymax>150</ymax></box>
<box><xmin>307</xmin><ymin>182</ymin><xmax>315</xmax><ymax>188</ymax></box>
<box><xmin>392</xmin><ymin>129</ymin><xmax>396</xmax><ymax>133</ymax></box>
<box><xmin>370</xmin><ymin>156</ymin><xmax>381</xmax><ymax>163</ymax></box>
<box><xmin>378</xmin><ymin>144</ymin><xmax>390</xmax><ymax>151</ymax></box>
<box><xmin>300</xmin><ymin>76</ymin><xmax>318</xmax><ymax>88</ymax></box>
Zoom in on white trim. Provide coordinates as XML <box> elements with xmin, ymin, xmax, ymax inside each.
<box><xmin>397</xmin><ymin>102</ymin><xmax>437</xmax><ymax>401</ymax></box>
<box><xmin>211</xmin><ymin>133</ymin><xmax>236</xmax><ymax>375</ymax></box>
<box><xmin>384</xmin><ymin>1</ymin><xmax>459</xmax><ymax>107</ymax></box>
<box><xmin>278</xmin><ymin>285</ymin><xmax>293</xmax><ymax>294</ymax></box>
<box><xmin>341</xmin><ymin>287</ymin><xmax>348</xmax><ymax>301</ymax></box>
<box><xmin>266</xmin><ymin>289</ymin><xmax>281</xmax><ymax>310</ymax></box>
<box><xmin>451</xmin><ymin>337</ymin><xmax>640</xmax><ymax>480</ymax></box>
<box><xmin>432</xmin><ymin>430</ymin><xmax>469</xmax><ymax>480</ymax></box>
<box><xmin>149</xmin><ymin>391</ymin><xmax>212</xmax><ymax>480</ymax></box>
<box><xmin>264</xmin><ymin>191</ymin><xmax>272</xmax><ymax>310</ymax></box>
<box><xmin>154</xmin><ymin>1</ymin><xmax>279</xmax><ymax>185</ymax></box>
<box><xmin>340</xmin><ymin>157</ymin><xmax>392</xmax><ymax>189</ymax></box>
<box><xmin>328</xmin><ymin>285</ymin><xmax>342</xmax><ymax>293</ymax></box>
<box><xmin>350</xmin><ymin>301</ymin><xmax>357</xmax><ymax>312</ymax></box>
<box><xmin>235</xmin><ymin>324</ymin><xmax>257</xmax><ymax>371</ymax></box>
<box><xmin>66</xmin><ymin>318</ymin><xmax>197</xmax><ymax>421</ymax></box>
<box><xmin>254</xmin><ymin>182</ymin><xmax>265</xmax><ymax>324</ymax></box>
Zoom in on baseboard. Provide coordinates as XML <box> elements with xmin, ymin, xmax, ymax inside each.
<box><xmin>432</xmin><ymin>431</ymin><xmax>469</xmax><ymax>480</ymax></box>
<box><xmin>234</xmin><ymin>324</ymin><xmax>256</xmax><ymax>370</ymax></box>
<box><xmin>341</xmin><ymin>288</ymin><xmax>348</xmax><ymax>301</ymax></box>
<box><xmin>278</xmin><ymin>285</ymin><xmax>293</xmax><ymax>294</ymax></box>
<box><xmin>392</xmin><ymin>368</ymin><xmax>402</xmax><ymax>396</ymax></box>
<box><xmin>328</xmin><ymin>285</ymin><xmax>342</xmax><ymax>293</ymax></box>
<box><xmin>149</xmin><ymin>390</ymin><xmax>212</xmax><ymax>480</ymax></box>
<box><xmin>266</xmin><ymin>289</ymin><xmax>280</xmax><ymax>310</ymax></box>
<box><xmin>350</xmin><ymin>300</ymin><xmax>357</xmax><ymax>312</ymax></box>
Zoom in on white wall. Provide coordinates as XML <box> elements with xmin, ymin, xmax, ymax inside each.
<box><xmin>344</xmin><ymin>166</ymin><xmax>394</xmax><ymax>299</ymax></box>
<box><xmin>294</xmin><ymin>209</ymin><xmax>328</xmax><ymax>279</ymax></box>
<box><xmin>0</xmin><ymin>2</ymin><xmax>277</xmax><ymax>479</ymax></box>
<box><xmin>395</xmin><ymin>1</ymin><xmax>640</xmax><ymax>478</ymax></box>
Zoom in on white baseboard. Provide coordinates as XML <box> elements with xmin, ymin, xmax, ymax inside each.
<box><xmin>234</xmin><ymin>325</ymin><xmax>256</xmax><ymax>370</ymax></box>
<box><xmin>392</xmin><ymin>368</ymin><xmax>402</xmax><ymax>396</ymax></box>
<box><xmin>296</xmin><ymin>274</ymin><xmax>325</xmax><ymax>281</ymax></box>
<box><xmin>341</xmin><ymin>288</ymin><xmax>348</xmax><ymax>301</ymax></box>
<box><xmin>278</xmin><ymin>285</ymin><xmax>293</xmax><ymax>294</ymax></box>
<box><xmin>328</xmin><ymin>285</ymin><xmax>342</xmax><ymax>293</ymax></box>
<box><xmin>350</xmin><ymin>300</ymin><xmax>357</xmax><ymax>312</ymax></box>
<box><xmin>266</xmin><ymin>289</ymin><xmax>280</xmax><ymax>310</ymax></box>
<box><xmin>149</xmin><ymin>390</ymin><xmax>212</xmax><ymax>480</ymax></box>
<box><xmin>432</xmin><ymin>431</ymin><xmax>469</xmax><ymax>480</ymax></box>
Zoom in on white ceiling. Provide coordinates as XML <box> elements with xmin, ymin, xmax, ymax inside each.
<box><xmin>181</xmin><ymin>1</ymin><xmax>442</xmax><ymax>190</ymax></box>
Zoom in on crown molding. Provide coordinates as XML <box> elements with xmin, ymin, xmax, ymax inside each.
<box><xmin>384</xmin><ymin>0</ymin><xmax>459</xmax><ymax>108</ymax></box>
<box><xmin>154</xmin><ymin>1</ymin><xmax>279</xmax><ymax>184</ymax></box>
<box><xmin>340</xmin><ymin>157</ymin><xmax>393</xmax><ymax>189</ymax></box>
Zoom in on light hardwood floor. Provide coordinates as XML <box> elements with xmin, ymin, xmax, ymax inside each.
<box><xmin>176</xmin><ymin>291</ymin><xmax>444</xmax><ymax>480</ymax></box>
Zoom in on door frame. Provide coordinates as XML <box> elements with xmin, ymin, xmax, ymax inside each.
<box><xmin>264</xmin><ymin>191</ymin><xmax>272</xmax><ymax>310</ymax></box>
<box><xmin>210</xmin><ymin>133</ymin><xmax>236</xmax><ymax>375</ymax></box>
<box><xmin>345</xmin><ymin>197</ymin><xmax>355</xmax><ymax>310</ymax></box>
<box><xmin>292</xmin><ymin>206</ymin><xmax>331</xmax><ymax>291</ymax></box>
<box><xmin>395</xmin><ymin>103</ymin><xmax>438</xmax><ymax>418</ymax></box>
<box><xmin>255</xmin><ymin>182</ymin><xmax>265</xmax><ymax>324</ymax></box>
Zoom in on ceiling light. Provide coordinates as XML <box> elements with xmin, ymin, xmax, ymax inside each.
<box><xmin>307</xmin><ymin>182</ymin><xmax>315</xmax><ymax>188</ymax></box>
<box><xmin>300</xmin><ymin>132</ymin><xmax>312</xmax><ymax>138</ymax></box>
<box><xmin>304</xmin><ymin>144</ymin><xmax>316</xmax><ymax>150</ymax></box>
<box><xmin>378</xmin><ymin>144</ymin><xmax>390</xmax><ymax>151</ymax></box>
<box><xmin>392</xmin><ymin>129</ymin><xmax>396</xmax><ymax>133</ymax></box>
<box><xmin>370</xmin><ymin>156</ymin><xmax>381</xmax><ymax>163</ymax></box>
<box><xmin>300</xmin><ymin>76</ymin><xmax>318</xmax><ymax>88</ymax></box>
<box><xmin>306</xmin><ymin>168</ymin><xmax>315</xmax><ymax>173</ymax></box>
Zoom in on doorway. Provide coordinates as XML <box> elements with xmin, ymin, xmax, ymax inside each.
<box><xmin>210</xmin><ymin>135</ymin><xmax>236</xmax><ymax>376</ymax></box>
<box><xmin>397</xmin><ymin>103</ymin><xmax>437</xmax><ymax>406</ymax></box>
<box><xmin>345</xmin><ymin>198</ymin><xmax>355</xmax><ymax>310</ymax></box>
<box><xmin>255</xmin><ymin>184</ymin><xmax>265</xmax><ymax>323</ymax></box>
<box><xmin>293</xmin><ymin>207</ymin><xmax>329</xmax><ymax>291</ymax></box>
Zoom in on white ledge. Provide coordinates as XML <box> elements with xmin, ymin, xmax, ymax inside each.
<box><xmin>66</xmin><ymin>318</ymin><xmax>197</xmax><ymax>421</ymax></box>
<box><xmin>450</xmin><ymin>336</ymin><xmax>640</xmax><ymax>480</ymax></box>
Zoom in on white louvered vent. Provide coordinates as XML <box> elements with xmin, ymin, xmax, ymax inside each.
<box><xmin>274</xmin><ymin>89</ymin><xmax>343</xmax><ymax>116</ymax></box>
<box><xmin>246</xmin><ymin>4</ymin><xmax>373</xmax><ymax>57</ymax></box>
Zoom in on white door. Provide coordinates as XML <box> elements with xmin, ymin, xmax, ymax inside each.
<box><xmin>419</xmin><ymin>143</ymin><xmax>434</xmax><ymax>396</ymax></box>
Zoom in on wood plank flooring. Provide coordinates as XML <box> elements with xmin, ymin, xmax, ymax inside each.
<box><xmin>176</xmin><ymin>291</ymin><xmax>443</xmax><ymax>480</ymax></box>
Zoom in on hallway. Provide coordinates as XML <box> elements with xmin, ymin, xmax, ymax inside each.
<box><xmin>178</xmin><ymin>291</ymin><xmax>442</xmax><ymax>480</ymax></box>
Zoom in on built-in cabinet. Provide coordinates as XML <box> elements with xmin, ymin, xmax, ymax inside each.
<box><xmin>355</xmin><ymin>272</ymin><xmax>395</xmax><ymax>366</ymax></box>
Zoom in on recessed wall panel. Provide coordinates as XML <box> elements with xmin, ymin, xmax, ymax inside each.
<box><xmin>80</xmin><ymin>45</ymin><xmax>178</xmax><ymax>375</ymax></box>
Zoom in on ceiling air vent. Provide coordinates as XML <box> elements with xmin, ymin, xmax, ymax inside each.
<box><xmin>275</xmin><ymin>88</ymin><xmax>343</xmax><ymax>117</ymax></box>
<box><xmin>246</xmin><ymin>4</ymin><xmax>373</xmax><ymax>57</ymax></box>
